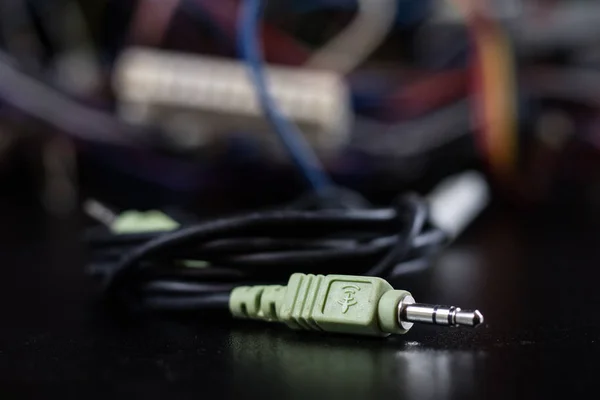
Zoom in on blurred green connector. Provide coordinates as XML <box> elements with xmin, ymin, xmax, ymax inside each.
<box><xmin>110</xmin><ymin>210</ymin><xmax>180</xmax><ymax>234</ymax></box>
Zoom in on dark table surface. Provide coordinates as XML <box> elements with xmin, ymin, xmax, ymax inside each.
<box><xmin>0</xmin><ymin>200</ymin><xmax>599</xmax><ymax>399</ymax></box>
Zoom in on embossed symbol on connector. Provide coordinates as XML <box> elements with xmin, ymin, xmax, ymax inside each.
<box><xmin>337</xmin><ymin>285</ymin><xmax>360</xmax><ymax>313</ymax></box>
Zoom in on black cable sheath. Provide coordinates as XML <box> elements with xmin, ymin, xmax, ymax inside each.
<box><xmin>87</xmin><ymin>195</ymin><xmax>447</xmax><ymax>312</ymax></box>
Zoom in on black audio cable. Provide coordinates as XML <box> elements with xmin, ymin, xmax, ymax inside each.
<box><xmin>88</xmin><ymin>193</ymin><xmax>438</xmax><ymax>306</ymax></box>
<box><xmin>86</xmin><ymin>176</ymin><xmax>486</xmax><ymax>337</ymax></box>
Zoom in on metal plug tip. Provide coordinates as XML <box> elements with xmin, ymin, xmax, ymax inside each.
<box><xmin>399</xmin><ymin>303</ymin><xmax>485</xmax><ymax>328</ymax></box>
<box><xmin>455</xmin><ymin>309</ymin><xmax>484</xmax><ymax>327</ymax></box>
<box><xmin>474</xmin><ymin>310</ymin><xmax>484</xmax><ymax>326</ymax></box>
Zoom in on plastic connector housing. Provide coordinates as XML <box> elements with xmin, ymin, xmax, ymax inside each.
<box><xmin>230</xmin><ymin>273</ymin><xmax>413</xmax><ymax>337</ymax></box>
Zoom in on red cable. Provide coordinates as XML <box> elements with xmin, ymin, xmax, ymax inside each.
<box><xmin>384</xmin><ymin>70</ymin><xmax>468</xmax><ymax>120</ymax></box>
<box><xmin>194</xmin><ymin>0</ymin><xmax>311</xmax><ymax>65</ymax></box>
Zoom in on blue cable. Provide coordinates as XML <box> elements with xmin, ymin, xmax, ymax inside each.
<box><xmin>237</xmin><ymin>0</ymin><xmax>333</xmax><ymax>195</ymax></box>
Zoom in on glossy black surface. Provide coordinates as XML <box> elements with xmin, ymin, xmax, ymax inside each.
<box><xmin>0</xmin><ymin>202</ymin><xmax>598</xmax><ymax>399</ymax></box>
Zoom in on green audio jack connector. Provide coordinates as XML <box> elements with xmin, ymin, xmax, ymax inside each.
<box><xmin>230</xmin><ymin>273</ymin><xmax>483</xmax><ymax>337</ymax></box>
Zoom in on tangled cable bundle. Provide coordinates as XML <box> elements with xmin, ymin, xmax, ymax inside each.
<box><xmin>86</xmin><ymin>194</ymin><xmax>447</xmax><ymax>312</ymax></box>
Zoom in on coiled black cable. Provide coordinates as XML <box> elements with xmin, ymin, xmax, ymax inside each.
<box><xmin>87</xmin><ymin>194</ymin><xmax>448</xmax><ymax>312</ymax></box>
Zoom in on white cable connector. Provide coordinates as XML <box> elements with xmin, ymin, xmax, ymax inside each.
<box><xmin>113</xmin><ymin>48</ymin><xmax>352</xmax><ymax>152</ymax></box>
<box><xmin>427</xmin><ymin>171</ymin><xmax>490</xmax><ymax>239</ymax></box>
